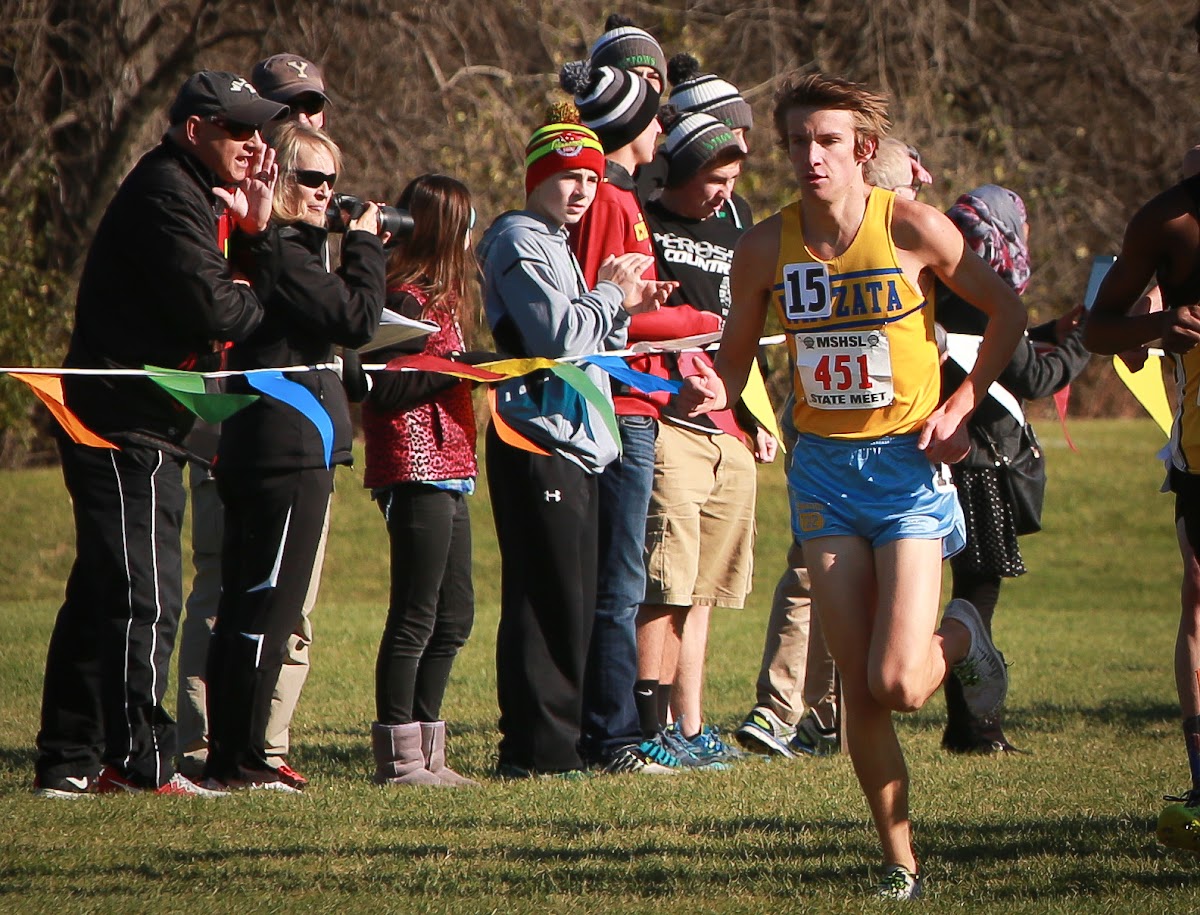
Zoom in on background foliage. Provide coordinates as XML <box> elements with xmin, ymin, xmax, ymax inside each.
<box><xmin>3</xmin><ymin>0</ymin><xmax>1199</xmax><ymax>462</ymax></box>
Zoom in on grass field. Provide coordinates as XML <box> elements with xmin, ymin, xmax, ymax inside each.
<box><xmin>2</xmin><ymin>418</ymin><xmax>1198</xmax><ymax>913</ymax></box>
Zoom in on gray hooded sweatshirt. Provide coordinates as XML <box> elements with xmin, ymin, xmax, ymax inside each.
<box><xmin>478</xmin><ymin>210</ymin><xmax>629</xmax><ymax>472</ymax></box>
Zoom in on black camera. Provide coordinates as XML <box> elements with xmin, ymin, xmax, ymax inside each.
<box><xmin>327</xmin><ymin>193</ymin><xmax>414</xmax><ymax>243</ymax></box>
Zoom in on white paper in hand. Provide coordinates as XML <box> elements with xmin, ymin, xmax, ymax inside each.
<box><xmin>358</xmin><ymin>308</ymin><xmax>439</xmax><ymax>355</ymax></box>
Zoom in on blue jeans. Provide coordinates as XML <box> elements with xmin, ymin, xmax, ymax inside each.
<box><xmin>580</xmin><ymin>414</ymin><xmax>657</xmax><ymax>763</ymax></box>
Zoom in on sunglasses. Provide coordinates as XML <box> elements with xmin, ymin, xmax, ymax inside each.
<box><xmin>207</xmin><ymin>116</ymin><xmax>259</xmax><ymax>141</ymax></box>
<box><xmin>293</xmin><ymin>169</ymin><xmax>338</xmax><ymax>189</ymax></box>
<box><xmin>290</xmin><ymin>94</ymin><xmax>326</xmax><ymax>117</ymax></box>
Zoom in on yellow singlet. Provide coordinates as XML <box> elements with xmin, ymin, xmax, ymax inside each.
<box><xmin>772</xmin><ymin>187</ymin><xmax>939</xmax><ymax>439</ymax></box>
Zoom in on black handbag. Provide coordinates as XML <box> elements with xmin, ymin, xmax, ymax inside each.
<box><xmin>990</xmin><ymin>422</ymin><xmax>1047</xmax><ymax>536</ymax></box>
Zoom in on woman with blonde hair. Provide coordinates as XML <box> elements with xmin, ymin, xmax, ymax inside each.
<box><xmin>204</xmin><ymin>120</ymin><xmax>386</xmax><ymax>791</ymax></box>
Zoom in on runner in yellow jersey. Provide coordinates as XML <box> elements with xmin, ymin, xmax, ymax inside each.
<box><xmin>679</xmin><ymin>73</ymin><xmax>1025</xmax><ymax>900</ymax></box>
<box><xmin>1085</xmin><ymin>168</ymin><xmax>1200</xmax><ymax>852</ymax></box>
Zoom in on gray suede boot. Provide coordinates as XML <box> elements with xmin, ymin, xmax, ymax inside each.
<box><xmin>420</xmin><ymin>721</ymin><xmax>479</xmax><ymax>787</ymax></box>
<box><xmin>371</xmin><ymin>722</ymin><xmax>443</xmax><ymax>786</ymax></box>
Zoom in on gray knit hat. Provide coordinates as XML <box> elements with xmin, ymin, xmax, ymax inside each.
<box><xmin>666</xmin><ymin>54</ymin><xmax>753</xmax><ymax>132</ymax></box>
<box><xmin>588</xmin><ymin>13</ymin><xmax>667</xmax><ymax>87</ymax></box>
<box><xmin>660</xmin><ymin>105</ymin><xmax>744</xmax><ymax>188</ymax></box>
<box><xmin>559</xmin><ymin>60</ymin><xmax>661</xmax><ymax>154</ymax></box>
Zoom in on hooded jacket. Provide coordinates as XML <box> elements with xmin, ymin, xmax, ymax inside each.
<box><xmin>478</xmin><ymin>210</ymin><xmax>629</xmax><ymax>472</ymax></box>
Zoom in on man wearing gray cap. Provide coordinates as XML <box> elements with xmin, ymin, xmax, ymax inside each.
<box><xmin>252</xmin><ymin>54</ymin><xmax>331</xmax><ymax>129</ymax></box>
<box><xmin>33</xmin><ymin>70</ymin><xmax>283</xmax><ymax>798</ymax></box>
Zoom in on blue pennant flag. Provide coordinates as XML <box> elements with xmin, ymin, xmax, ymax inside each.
<box><xmin>582</xmin><ymin>355</ymin><xmax>682</xmax><ymax>395</ymax></box>
<box><xmin>245</xmin><ymin>371</ymin><xmax>334</xmax><ymax>468</ymax></box>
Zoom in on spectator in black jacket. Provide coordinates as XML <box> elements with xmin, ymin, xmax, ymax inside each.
<box><xmin>202</xmin><ymin>121</ymin><xmax>386</xmax><ymax>791</ymax></box>
<box><xmin>937</xmin><ymin>184</ymin><xmax>1090</xmax><ymax>754</ymax></box>
<box><xmin>34</xmin><ymin>70</ymin><xmax>285</xmax><ymax>798</ymax></box>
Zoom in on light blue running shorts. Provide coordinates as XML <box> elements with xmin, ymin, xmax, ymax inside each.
<box><xmin>786</xmin><ymin>431</ymin><xmax>965</xmax><ymax>559</ymax></box>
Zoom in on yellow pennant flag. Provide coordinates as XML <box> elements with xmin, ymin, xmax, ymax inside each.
<box><xmin>1112</xmin><ymin>353</ymin><xmax>1173</xmax><ymax>437</ymax></box>
<box><xmin>476</xmin><ymin>357</ymin><xmax>561</xmax><ymax>377</ymax></box>
<box><xmin>11</xmin><ymin>373</ymin><xmax>117</xmax><ymax>449</ymax></box>
<box><xmin>740</xmin><ymin>362</ymin><xmax>784</xmax><ymax>451</ymax></box>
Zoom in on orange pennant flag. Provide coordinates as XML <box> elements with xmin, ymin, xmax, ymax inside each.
<box><xmin>10</xmin><ymin>373</ymin><xmax>118</xmax><ymax>449</ymax></box>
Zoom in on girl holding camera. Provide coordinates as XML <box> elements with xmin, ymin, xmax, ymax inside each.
<box><xmin>361</xmin><ymin>174</ymin><xmax>481</xmax><ymax>786</ymax></box>
<box><xmin>203</xmin><ymin>121</ymin><xmax>385</xmax><ymax>791</ymax></box>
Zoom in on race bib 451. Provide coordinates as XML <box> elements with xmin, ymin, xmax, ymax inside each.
<box><xmin>794</xmin><ymin>330</ymin><xmax>894</xmax><ymax>409</ymax></box>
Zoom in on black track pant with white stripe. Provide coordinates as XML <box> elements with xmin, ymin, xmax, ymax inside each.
<box><xmin>204</xmin><ymin>466</ymin><xmax>333</xmax><ymax>780</ymax></box>
<box><xmin>36</xmin><ymin>436</ymin><xmax>185</xmax><ymax>788</ymax></box>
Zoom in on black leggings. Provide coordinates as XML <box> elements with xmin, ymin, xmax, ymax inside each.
<box><xmin>374</xmin><ymin>484</ymin><xmax>474</xmax><ymax>724</ymax></box>
<box><xmin>948</xmin><ymin>558</ymin><xmax>1001</xmax><ymax>633</ymax></box>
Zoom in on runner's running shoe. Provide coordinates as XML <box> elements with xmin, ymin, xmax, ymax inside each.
<box><xmin>735</xmin><ymin>706</ymin><xmax>796</xmax><ymax>757</ymax></box>
<box><xmin>875</xmin><ymin>864</ymin><xmax>922</xmax><ymax>900</ymax></box>
<box><xmin>943</xmin><ymin>598</ymin><xmax>1008</xmax><ymax>719</ymax></box>
<box><xmin>1158</xmin><ymin>789</ymin><xmax>1200</xmax><ymax>852</ymax></box>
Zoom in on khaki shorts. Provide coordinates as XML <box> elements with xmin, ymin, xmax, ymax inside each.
<box><xmin>643</xmin><ymin>421</ymin><xmax>756</xmax><ymax>608</ymax></box>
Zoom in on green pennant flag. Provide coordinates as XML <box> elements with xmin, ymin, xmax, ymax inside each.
<box><xmin>144</xmin><ymin>365</ymin><xmax>259</xmax><ymax>424</ymax></box>
<box><xmin>548</xmin><ymin>362</ymin><xmax>620</xmax><ymax>448</ymax></box>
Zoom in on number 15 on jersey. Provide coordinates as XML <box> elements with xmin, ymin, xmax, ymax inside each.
<box><xmin>782</xmin><ymin>262</ymin><xmax>833</xmax><ymax>322</ymax></box>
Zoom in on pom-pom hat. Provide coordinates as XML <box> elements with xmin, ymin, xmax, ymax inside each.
<box><xmin>666</xmin><ymin>54</ymin><xmax>753</xmax><ymax>132</ymax></box>
<box><xmin>524</xmin><ymin>122</ymin><xmax>606</xmax><ymax>196</ymax></box>
<box><xmin>588</xmin><ymin>13</ymin><xmax>667</xmax><ymax>86</ymax></box>
<box><xmin>559</xmin><ymin>60</ymin><xmax>661</xmax><ymax>154</ymax></box>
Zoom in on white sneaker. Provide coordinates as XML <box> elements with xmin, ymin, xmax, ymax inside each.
<box><xmin>943</xmin><ymin>599</ymin><xmax>1008</xmax><ymax>719</ymax></box>
<box><xmin>876</xmin><ymin>864</ymin><xmax>922</xmax><ymax>900</ymax></box>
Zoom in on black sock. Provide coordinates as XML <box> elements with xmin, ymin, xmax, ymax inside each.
<box><xmin>634</xmin><ymin>679</ymin><xmax>659</xmax><ymax>737</ymax></box>
<box><xmin>656</xmin><ymin>682</ymin><xmax>673</xmax><ymax>731</ymax></box>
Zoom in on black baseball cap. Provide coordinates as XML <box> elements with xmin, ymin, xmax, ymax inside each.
<box><xmin>168</xmin><ymin>70</ymin><xmax>288</xmax><ymax>127</ymax></box>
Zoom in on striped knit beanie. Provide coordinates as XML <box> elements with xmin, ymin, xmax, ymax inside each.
<box><xmin>660</xmin><ymin>106</ymin><xmax>744</xmax><ymax>188</ymax></box>
<box><xmin>524</xmin><ymin>121</ymin><xmax>606</xmax><ymax>196</ymax></box>
<box><xmin>666</xmin><ymin>54</ymin><xmax>753</xmax><ymax>132</ymax></box>
<box><xmin>588</xmin><ymin>13</ymin><xmax>667</xmax><ymax>86</ymax></box>
<box><xmin>559</xmin><ymin>60</ymin><xmax>661</xmax><ymax>154</ymax></box>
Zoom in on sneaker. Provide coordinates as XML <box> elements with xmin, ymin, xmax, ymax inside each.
<box><xmin>32</xmin><ymin>774</ymin><xmax>95</xmax><ymax>799</ymax></box>
<box><xmin>735</xmin><ymin>707</ymin><xmax>797</xmax><ymax>757</ymax></box>
<box><xmin>495</xmin><ymin>762</ymin><xmax>590</xmax><ymax>781</ymax></box>
<box><xmin>636</xmin><ymin>734</ymin><xmax>685</xmax><ymax>770</ymax></box>
<box><xmin>943</xmin><ymin>598</ymin><xmax>1008</xmax><ymax>720</ymax></box>
<box><xmin>1158</xmin><ymin>789</ymin><xmax>1200</xmax><ymax>852</ymax></box>
<box><xmin>97</xmin><ymin>767</ymin><xmax>228</xmax><ymax>797</ymax></box>
<box><xmin>682</xmin><ymin>724</ymin><xmax>744</xmax><ymax>765</ymax></box>
<box><xmin>788</xmin><ymin>713</ymin><xmax>840</xmax><ymax>757</ymax></box>
<box><xmin>660</xmin><ymin>723</ymin><xmax>731</xmax><ymax>770</ymax></box>
<box><xmin>269</xmin><ymin>761</ymin><xmax>308</xmax><ymax>790</ymax></box>
<box><xmin>875</xmin><ymin>864</ymin><xmax>922</xmax><ymax>900</ymax></box>
<box><xmin>226</xmin><ymin>766</ymin><xmax>304</xmax><ymax>793</ymax></box>
<box><xmin>601</xmin><ymin>744</ymin><xmax>676</xmax><ymax>775</ymax></box>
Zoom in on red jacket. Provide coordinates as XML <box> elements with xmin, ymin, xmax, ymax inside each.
<box><xmin>568</xmin><ymin>162</ymin><xmax>719</xmax><ymax>418</ymax></box>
